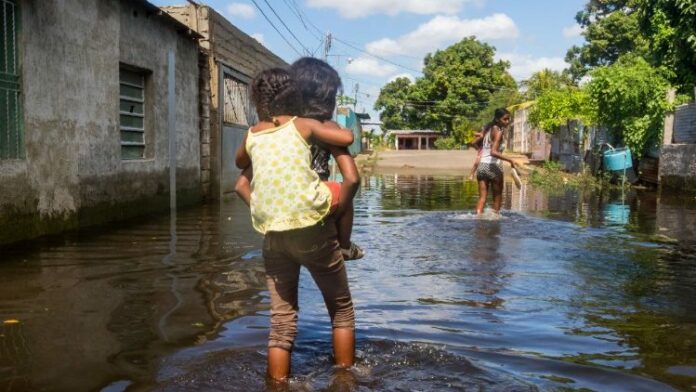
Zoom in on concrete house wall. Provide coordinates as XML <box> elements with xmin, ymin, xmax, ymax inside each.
<box><xmin>512</xmin><ymin>107</ymin><xmax>551</xmax><ymax>161</ymax></box>
<box><xmin>0</xmin><ymin>0</ymin><xmax>201</xmax><ymax>245</ymax></box>
<box><xmin>163</xmin><ymin>4</ymin><xmax>287</xmax><ymax>198</ymax></box>
<box><xmin>660</xmin><ymin>102</ymin><xmax>696</xmax><ymax>192</ymax></box>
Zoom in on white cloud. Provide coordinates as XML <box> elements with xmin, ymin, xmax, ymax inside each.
<box><xmin>250</xmin><ymin>33</ymin><xmax>265</xmax><ymax>45</ymax></box>
<box><xmin>345</xmin><ymin>57</ymin><xmax>398</xmax><ymax>77</ymax></box>
<box><xmin>388</xmin><ymin>73</ymin><xmax>416</xmax><ymax>83</ymax></box>
<box><xmin>226</xmin><ymin>3</ymin><xmax>255</xmax><ymax>19</ymax></box>
<box><xmin>306</xmin><ymin>0</ymin><xmax>479</xmax><ymax>18</ymax></box>
<box><xmin>365</xmin><ymin>14</ymin><xmax>519</xmax><ymax>57</ymax></box>
<box><xmin>496</xmin><ymin>52</ymin><xmax>568</xmax><ymax>80</ymax></box>
<box><xmin>562</xmin><ymin>24</ymin><xmax>584</xmax><ymax>38</ymax></box>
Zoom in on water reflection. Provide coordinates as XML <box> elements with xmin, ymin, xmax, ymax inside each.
<box><xmin>1</xmin><ymin>175</ymin><xmax>695</xmax><ymax>391</ymax></box>
<box><xmin>0</xmin><ymin>200</ymin><xmax>265</xmax><ymax>391</ymax></box>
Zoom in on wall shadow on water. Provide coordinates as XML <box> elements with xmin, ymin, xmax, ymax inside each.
<box><xmin>0</xmin><ymin>198</ymin><xmax>267</xmax><ymax>391</ymax></box>
<box><xmin>1</xmin><ymin>175</ymin><xmax>696</xmax><ymax>391</ymax></box>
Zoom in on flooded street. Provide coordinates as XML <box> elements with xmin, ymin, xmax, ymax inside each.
<box><xmin>2</xmin><ymin>175</ymin><xmax>696</xmax><ymax>391</ymax></box>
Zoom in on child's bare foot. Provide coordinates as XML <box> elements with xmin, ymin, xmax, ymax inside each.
<box><xmin>341</xmin><ymin>242</ymin><xmax>364</xmax><ymax>261</ymax></box>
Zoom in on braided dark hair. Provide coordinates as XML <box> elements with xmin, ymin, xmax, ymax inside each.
<box><xmin>251</xmin><ymin>67</ymin><xmax>300</xmax><ymax>122</ymax></box>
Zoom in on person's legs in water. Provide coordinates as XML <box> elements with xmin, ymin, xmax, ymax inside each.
<box><xmin>263</xmin><ymin>221</ymin><xmax>355</xmax><ymax>381</ymax></box>
<box><xmin>491</xmin><ymin>167</ymin><xmax>504</xmax><ymax>213</ymax></box>
<box><xmin>263</xmin><ymin>243</ymin><xmax>301</xmax><ymax>381</ymax></box>
<box><xmin>476</xmin><ymin>180</ymin><xmax>488</xmax><ymax>214</ymax></box>
<box><xmin>296</xmin><ymin>220</ymin><xmax>355</xmax><ymax>366</ymax></box>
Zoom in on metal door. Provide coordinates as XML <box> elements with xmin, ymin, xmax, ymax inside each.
<box><xmin>220</xmin><ymin>65</ymin><xmax>257</xmax><ymax>194</ymax></box>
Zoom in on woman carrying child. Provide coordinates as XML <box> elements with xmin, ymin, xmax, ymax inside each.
<box><xmin>234</xmin><ymin>63</ymin><xmax>358</xmax><ymax>381</ymax></box>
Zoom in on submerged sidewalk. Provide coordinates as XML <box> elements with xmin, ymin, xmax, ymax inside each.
<box><xmin>371</xmin><ymin>150</ymin><xmax>529</xmax><ymax>175</ymax></box>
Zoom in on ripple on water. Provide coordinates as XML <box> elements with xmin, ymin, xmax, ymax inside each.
<box><xmin>154</xmin><ymin>339</ymin><xmax>536</xmax><ymax>392</ymax></box>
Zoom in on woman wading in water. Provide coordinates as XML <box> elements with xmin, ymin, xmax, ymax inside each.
<box><xmin>475</xmin><ymin>108</ymin><xmax>517</xmax><ymax>215</ymax></box>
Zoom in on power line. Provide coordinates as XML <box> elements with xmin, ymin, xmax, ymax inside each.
<box><xmin>249</xmin><ymin>0</ymin><xmax>302</xmax><ymax>56</ymax></box>
<box><xmin>332</xmin><ymin>36</ymin><xmax>422</xmax><ymax>74</ymax></box>
<box><xmin>261</xmin><ymin>0</ymin><xmax>312</xmax><ymax>55</ymax></box>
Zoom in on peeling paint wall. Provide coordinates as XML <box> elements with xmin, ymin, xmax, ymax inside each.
<box><xmin>0</xmin><ymin>0</ymin><xmax>201</xmax><ymax>245</ymax></box>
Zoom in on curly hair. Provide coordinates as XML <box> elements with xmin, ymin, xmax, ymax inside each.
<box><xmin>251</xmin><ymin>67</ymin><xmax>300</xmax><ymax>122</ymax></box>
<box><xmin>290</xmin><ymin>57</ymin><xmax>342</xmax><ymax>121</ymax></box>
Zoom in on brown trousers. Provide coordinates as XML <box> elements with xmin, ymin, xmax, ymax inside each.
<box><xmin>262</xmin><ymin>218</ymin><xmax>355</xmax><ymax>351</ymax></box>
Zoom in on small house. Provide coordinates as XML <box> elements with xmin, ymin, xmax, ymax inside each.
<box><xmin>388</xmin><ymin>130</ymin><xmax>440</xmax><ymax>150</ymax></box>
<box><xmin>0</xmin><ymin>0</ymin><xmax>202</xmax><ymax>245</ymax></box>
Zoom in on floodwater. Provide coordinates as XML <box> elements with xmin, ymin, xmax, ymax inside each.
<box><xmin>1</xmin><ymin>175</ymin><xmax>696</xmax><ymax>391</ymax></box>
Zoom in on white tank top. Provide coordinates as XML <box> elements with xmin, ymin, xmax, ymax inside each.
<box><xmin>480</xmin><ymin>126</ymin><xmax>505</xmax><ymax>164</ymax></box>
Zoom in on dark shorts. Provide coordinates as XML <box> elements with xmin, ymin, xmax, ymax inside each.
<box><xmin>476</xmin><ymin>162</ymin><xmax>503</xmax><ymax>182</ymax></box>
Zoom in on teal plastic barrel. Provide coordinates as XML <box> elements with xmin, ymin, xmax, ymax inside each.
<box><xmin>603</xmin><ymin>147</ymin><xmax>632</xmax><ymax>171</ymax></box>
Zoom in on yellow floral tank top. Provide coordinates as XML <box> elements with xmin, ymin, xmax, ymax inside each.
<box><xmin>246</xmin><ymin>117</ymin><xmax>333</xmax><ymax>234</ymax></box>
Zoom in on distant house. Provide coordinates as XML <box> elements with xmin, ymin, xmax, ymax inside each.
<box><xmin>163</xmin><ymin>4</ymin><xmax>287</xmax><ymax>197</ymax></box>
<box><xmin>388</xmin><ymin>130</ymin><xmax>440</xmax><ymax>150</ymax></box>
<box><xmin>0</xmin><ymin>0</ymin><xmax>203</xmax><ymax>245</ymax></box>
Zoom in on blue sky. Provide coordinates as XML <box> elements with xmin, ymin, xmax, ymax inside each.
<box><xmin>153</xmin><ymin>0</ymin><xmax>587</xmax><ymax>117</ymax></box>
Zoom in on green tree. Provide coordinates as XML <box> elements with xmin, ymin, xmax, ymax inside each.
<box><xmin>565</xmin><ymin>0</ymin><xmax>649</xmax><ymax>81</ymax></box>
<box><xmin>415</xmin><ymin>37</ymin><xmax>516</xmax><ymax>133</ymax></box>
<box><xmin>529</xmin><ymin>87</ymin><xmax>595</xmax><ymax>133</ymax></box>
<box><xmin>337</xmin><ymin>95</ymin><xmax>357</xmax><ymax>107</ymax></box>
<box><xmin>373</xmin><ymin>77</ymin><xmax>416</xmax><ymax>130</ymax></box>
<box><xmin>375</xmin><ymin>37</ymin><xmax>516</xmax><ymax>134</ymax></box>
<box><xmin>522</xmin><ymin>69</ymin><xmax>573</xmax><ymax>100</ymax></box>
<box><xmin>637</xmin><ymin>0</ymin><xmax>696</xmax><ymax>89</ymax></box>
<box><xmin>586</xmin><ymin>56</ymin><xmax>671</xmax><ymax>156</ymax></box>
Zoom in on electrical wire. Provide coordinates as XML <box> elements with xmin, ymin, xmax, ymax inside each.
<box><xmin>249</xmin><ymin>0</ymin><xmax>302</xmax><ymax>56</ymax></box>
<box><xmin>261</xmin><ymin>0</ymin><xmax>313</xmax><ymax>55</ymax></box>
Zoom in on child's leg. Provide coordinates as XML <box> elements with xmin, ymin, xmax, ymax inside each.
<box><xmin>235</xmin><ymin>167</ymin><xmax>253</xmax><ymax>207</ymax></box>
<box><xmin>335</xmin><ymin>200</ymin><xmax>353</xmax><ymax>250</ymax></box>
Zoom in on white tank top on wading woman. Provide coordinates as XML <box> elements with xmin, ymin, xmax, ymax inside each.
<box><xmin>480</xmin><ymin>126</ymin><xmax>505</xmax><ymax>165</ymax></box>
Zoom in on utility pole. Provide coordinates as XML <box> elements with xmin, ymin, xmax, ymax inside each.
<box><xmin>353</xmin><ymin>82</ymin><xmax>359</xmax><ymax>110</ymax></box>
<box><xmin>323</xmin><ymin>32</ymin><xmax>332</xmax><ymax>62</ymax></box>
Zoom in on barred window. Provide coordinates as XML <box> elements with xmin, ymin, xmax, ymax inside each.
<box><xmin>223</xmin><ymin>74</ymin><xmax>257</xmax><ymax>126</ymax></box>
<box><xmin>119</xmin><ymin>68</ymin><xmax>146</xmax><ymax>160</ymax></box>
<box><xmin>0</xmin><ymin>0</ymin><xmax>22</xmax><ymax>160</ymax></box>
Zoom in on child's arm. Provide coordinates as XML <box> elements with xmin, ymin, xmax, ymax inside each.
<box><xmin>304</xmin><ymin>119</ymin><xmax>354</xmax><ymax>147</ymax></box>
<box><xmin>328</xmin><ymin>145</ymin><xmax>359</xmax><ymax>215</ymax></box>
<box><xmin>235</xmin><ymin>166</ymin><xmax>253</xmax><ymax>207</ymax></box>
<box><xmin>235</xmin><ymin>134</ymin><xmax>251</xmax><ymax>169</ymax></box>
